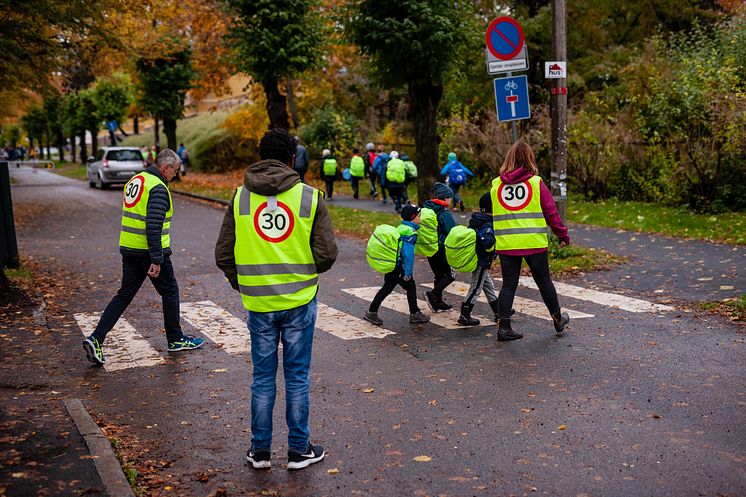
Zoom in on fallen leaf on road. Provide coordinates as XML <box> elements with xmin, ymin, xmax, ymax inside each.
<box><xmin>697</xmin><ymin>277</ymin><xmax>713</xmax><ymax>281</ymax></box>
<box><xmin>558</xmin><ymin>425</ymin><xmax>567</xmax><ymax>430</ymax></box>
<box><xmin>363</xmin><ymin>388</ymin><xmax>374</xmax><ymax>393</ymax></box>
<box><xmin>652</xmin><ymin>413</ymin><xmax>662</xmax><ymax>419</ymax></box>
<box><xmin>413</xmin><ymin>455</ymin><xmax>432</xmax><ymax>462</ymax></box>
<box><xmin>211</xmin><ymin>369</ymin><xmax>228</xmax><ymax>373</ymax></box>
<box><xmin>327</xmin><ymin>468</ymin><xmax>339</xmax><ymax>474</ymax></box>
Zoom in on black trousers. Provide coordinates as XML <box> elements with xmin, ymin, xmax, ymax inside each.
<box><xmin>497</xmin><ymin>252</ymin><xmax>560</xmax><ymax>320</ymax></box>
<box><xmin>369</xmin><ymin>268</ymin><xmax>419</xmax><ymax>315</ymax></box>
<box><xmin>91</xmin><ymin>254</ymin><xmax>183</xmax><ymax>344</ymax></box>
<box><xmin>388</xmin><ymin>183</ymin><xmax>405</xmax><ymax>211</ymax></box>
<box><xmin>324</xmin><ymin>179</ymin><xmax>334</xmax><ymax>199</ymax></box>
<box><xmin>427</xmin><ymin>247</ymin><xmax>455</xmax><ymax>302</ymax></box>
<box><xmin>351</xmin><ymin>176</ymin><xmax>361</xmax><ymax>198</ymax></box>
<box><xmin>369</xmin><ymin>172</ymin><xmax>378</xmax><ymax>197</ymax></box>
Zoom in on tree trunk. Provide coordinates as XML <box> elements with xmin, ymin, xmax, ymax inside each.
<box><xmin>163</xmin><ymin>118</ymin><xmax>177</xmax><ymax>152</ymax></box>
<box><xmin>263</xmin><ymin>78</ymin><xmax>289</xmax><ymax>130</ymax></box>
<box><xmin>29</xmin><ymin>137</ymin><xmax>36</xmax><ymax>158</ymax></box>
<box><xmin>57</xmin><ymin>132</ymin><xmax>65</xmax><ymax>162</ymax></box>
<box><xmin>133</xmin><ymin>116</ymin><xmax>139</xmax><ymax>135</ymax></box>
<box><xmin>409</xmin><ymin>82</ymin><xmax>443</xmax><ymax>204</ymax></box>
<box><xmin>79</xmin><ymin>132</ymin><xmax>88</xmax><ymax>163</ymax></box>
<box><xmin>154</xmin><ymin>118</ymin><xmax>160</xmax><ymax>151</ymax></box>
<box><xmin>45</xmin><ymin>134</ymin><xmax>51</xmax><ymax>161</ymax></box>
<box><xmin>90</xmin><ymin>130</ymin><xmax>98</xmax><ymax>157</ymax></box>
<box><xmin>286</xmin><ymin>77</ymin><xmax>300</xmax><ymax>129</ymax></box>
<box><xmin>70</xmin><ymin>136</ymin><xmax>77</xmax><ymax>163</ymax></box>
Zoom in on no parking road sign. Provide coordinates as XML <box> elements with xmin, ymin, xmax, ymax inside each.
<box><xmin>494</xmin><ymin>75</ymin><xmax>530</xmax><ymax>122</ymax></box>
<box><xmin>485</xmin><ymin>17</ymin><xmax>525</xmax><ymax>61</ymax></box>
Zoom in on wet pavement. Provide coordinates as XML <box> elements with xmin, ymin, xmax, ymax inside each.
<box><xmin>2</xmin><ymin>168</ymin><xmax>745</xmax><ymax>497</ymax></box>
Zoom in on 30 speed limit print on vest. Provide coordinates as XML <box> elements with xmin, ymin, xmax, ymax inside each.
<box><xmin>123</xmin><ymin>175</ymin><xmax>145</xmax><ymax>208</ymax></box>
<box><xmin>253</xmin><ymin>201</ymin><xmax>295</xmax><ymax>243</ymax></box>
<box><xmin>497</xmin><ymin>180</ymin><xmax>533</xmax><ymax>211</ymax></box>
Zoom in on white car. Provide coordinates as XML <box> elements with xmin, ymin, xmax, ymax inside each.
<box><xmin>87</xmin><ymin>147</ymin><xmax>146</xmax><ymax>189</ymax></box>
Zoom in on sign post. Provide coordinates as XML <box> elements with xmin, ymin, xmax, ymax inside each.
<box><xmin>550</xmin><ymin>0</ymin><xmax>568</xmax><ymax>223</ymax></box>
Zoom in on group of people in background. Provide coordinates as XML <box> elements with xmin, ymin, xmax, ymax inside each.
<box><xmin>139</xmin><ymin>144</ymin><xmax>189</xmax><ymax>179</ymax></box>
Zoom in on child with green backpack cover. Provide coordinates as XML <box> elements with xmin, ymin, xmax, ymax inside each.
<box><xmin>365</xmin><ymin>205</ymin><xmax>430</xmax><ymax>325</ymax></box>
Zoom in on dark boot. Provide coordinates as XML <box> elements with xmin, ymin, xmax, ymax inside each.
<box><xmin>458</xmin><ymin>303</ymin><xmax>480</xmax><ymax>326</ymax></box>
<box><xmin>552</xmin><ymin>312</ymin><xmax>570</xmax><ymax>334</ymax></box>
<box><xmin>489</xmin><ymin>300</ymin><xmax>515</xmax><ymax>323</ymax></box>
<box><xmin>497</xmin><ymin>319</ymin><xmax>523</xmax><ymax>341</ymax></box>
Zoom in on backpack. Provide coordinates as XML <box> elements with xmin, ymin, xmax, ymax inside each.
<box><xmin>444</xmin><ymin>225</ymin><xmax>477</xmax><ymax>273</ymax></box>
<box><xmin>366</xmin><ymin>224</ymin><xmax>401</xmax><ymax>273</ymax></box>
<box><xmin>448</xmin><ymin>163</ymin><xmax>466</xmax><ymax>186</ymax></box>
<box><xmin>404</xmin><ymin>160</ymin><xmax>418</xmax><ymax>180</ymax></box>
<box><xmin>414</xmin><ymin>207</ymin><xmax>438</xmax><ymax>257</ymax></box>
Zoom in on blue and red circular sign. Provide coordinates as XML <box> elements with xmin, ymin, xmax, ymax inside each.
<box><xmin>485</xmin><ymin>17</ymin><xmax>525</xmax><ymax>61</ymax></box>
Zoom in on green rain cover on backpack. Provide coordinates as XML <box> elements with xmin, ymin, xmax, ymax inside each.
<box><xmin>366</xmin><ymin>224</ymin><xmax>401</xmax><ymax>273</ymax></box>
<box><xmin>414</xmin><ymin>207</ymin><xmax>438</xmax><ymax>257</ymax></box>
<box><xmin>444</xmin><ymin>225</ymin><xmax>478</xmax><ymax>273</ymax></box>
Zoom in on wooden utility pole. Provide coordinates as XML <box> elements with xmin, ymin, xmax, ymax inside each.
<box><xmin>551</xmin><ymin>0</ymin><xmax>568</xmax><ymax>223</ymax></box>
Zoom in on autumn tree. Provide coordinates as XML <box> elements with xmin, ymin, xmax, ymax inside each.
<box><xmin>135</xmin><ymin>44</ymin><xmax>195</xmax><ymax>151</ymax></box>
<box><xmin>20</xmin><ymin>107</ymin><xmax>47</xmax><ymax>158</ymax></box>
<box><xmin>225</xmin><ymin>0</ymin><xmax>325</xmax><ymax>129</ymax></box>
<box><xmin>347</xmin><ymin>0</ymin><xmax>473</xmax><ymax>200</ymax></box>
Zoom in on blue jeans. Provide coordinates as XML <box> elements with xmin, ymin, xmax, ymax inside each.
<box><xmin>248</xmin><ymin>298</ymin><xmax>317</xmax><ymax>453</ymax></box>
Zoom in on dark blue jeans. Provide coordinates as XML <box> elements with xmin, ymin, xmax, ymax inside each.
<box><xmin>248</xmin><ymin>297</ymin><xmax>317</xmax><ymax>453</ymax></box>
<box><xmin>91</xmin><ymin>254</ymin><xmax>183</xmax><ymax>344</ymax></box>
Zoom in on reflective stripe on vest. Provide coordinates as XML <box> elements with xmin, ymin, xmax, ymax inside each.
<box><xmin>323</xmin><ymin>158</ymin><xmax>337</xmax><ymax>176</ymax></box>
<box><xmin>490</xmin><ymin>175</ymin><xmax>547</xmax><ymax>250</ymax></box>
<box><xmin>386</xmin><ymin>158</ymin><xmax>406</xmax><ymax>183</ymax></box>
<box><xmin>350</xmin><ymin>156</ymin><xmax>365</xmax><ymax>177</ymax></box>
<box><xmin>233</xmin><ymin>183</ymin><xmax>319</xmax><ymax>312</ymax></box>
<box><xmin>119</xmin><ymin>172</ymin><xmax>173</xmax><ymax>250</ymax></box>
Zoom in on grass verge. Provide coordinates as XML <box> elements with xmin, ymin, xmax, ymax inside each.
<box><xmin>699</xmin><ymin>294</ymin><xmax>745</xmax><ymax>325</ymax></box>
<box><xmin>53</xmin><ymin>162</ymin><xmax>88</xmax><ymax>181</ymax></box>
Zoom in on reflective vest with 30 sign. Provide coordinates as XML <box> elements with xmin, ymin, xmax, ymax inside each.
<box><xmin>233</xmin><ymin>183</ymin><xmax>320</xmax><ymax>312</ymax></box>
<box><xmin>119</xmin><ymin>172</ymin><xmax>172</xmax><ymax>250</ymax></box>
<box><xmin>490</xmin><ymin>175</ymin><xmax>548</xmax><ymax>251</ymax></box>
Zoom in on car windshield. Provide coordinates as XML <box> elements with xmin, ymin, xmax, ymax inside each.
<box><xmin>107</xmin><ymin>150</ymin><xmax>142</xmax><ymax>161</ymax></box>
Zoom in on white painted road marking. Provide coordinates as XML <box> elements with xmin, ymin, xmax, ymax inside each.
<box><xmin>426</xmin><ymin>281</ymin><xmax>594</xmax><ymax>321</ymax></box>
<box><xmin>515</xmin><ymin>276</ymin><xmax>674</xmax><ymax>313</ymax></box>
<box><xmin>317</xmin><ymin>303</ymin><xmax>396</xmax><ymax>339</ymax></box>
<box><xmin>180</xmin><ymin>301</ymin><xmax>250</xmax><ymax>354</ymax></box>
<box><xmin>342</xmin><ymin>286</ymin><xmax>491</xmax><ymax>329</ymax></box>
<box><xmin>74</xmin><ymin>313</ymin><xmax>164</xmax><ymax>371</ymax></box>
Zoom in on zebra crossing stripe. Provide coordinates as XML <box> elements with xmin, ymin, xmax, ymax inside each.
<box><xmin>180</xmin><ymin>301</ymin><xmax>250</xmax><ymax>354</ymax></box>
<box><xmin>316</xmin><ymin>303</ymin><xmax>395</xmax><ymax>339</ymax></box>
<box><xmin>426</xmin><ymin>281</ymin><xmax>594</xmax><ymax>321</ymax></box>
<box><xmin>74</xmin><ymin>313</ymin><xmax>164</xmax><ymax>371</ymax></box>
<box><xmin>342</xmin><ymin>286</ymin><xmax>491</xmax><ymax>329</ymax></box>
<box><xmin>514</xmin><ymin>276</ymin><xmax>674</xmax><ymax>313</ymax></box>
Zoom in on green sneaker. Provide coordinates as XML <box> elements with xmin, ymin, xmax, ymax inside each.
<box><xmin>167</xmin><ymin>335</ymin><xmax>205</xmax><ymax>352</ymax></box>
<box><xmin>83</xmin><ymin>336</ymin><xmax>105</xmax><ymax>366</ymax></box>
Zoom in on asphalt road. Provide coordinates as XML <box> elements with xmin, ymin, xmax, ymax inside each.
<box><xmin>4</xmin><ymin>168</ymin><xmax>745</xmax><ymax>497</ymax></box>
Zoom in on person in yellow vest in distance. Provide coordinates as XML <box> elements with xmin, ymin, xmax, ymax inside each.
<box><xmin>385</xmin><ymin>150</ymin><xmax>407</xmax><ymax>213</ymax></box>
<box><xmin>364</xmin><ymin>205</ymin><xmax>430</xmax><ymax>326</ymax></box>
<box><xmin>349</xmin><ymin>147</ymin><xmax>366</xmax><ymax>199</ymax></box>
<box><xmin>491</xmin><ymin>140</ymin><xmax>571</xmax><ymax>340</ymax></box>
<box><xmin>214</xmin><ymin>128</ymin><xmax>338</xmax><ymax>471</ymax></box>
<box><xmin>320</xmin><ymin>148</ymin><xmax>338</xmax><ymax>199</ymax></box>
<box><xmin>82</xmin><ymin>149</ymin><xmax>205</xmax><ymax>366</ymax></box>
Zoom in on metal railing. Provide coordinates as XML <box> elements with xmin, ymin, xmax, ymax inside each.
<box><xmin>7</xmin><ymin>160</ymin><xmax>55</xmax><ymax>169</ymax></box>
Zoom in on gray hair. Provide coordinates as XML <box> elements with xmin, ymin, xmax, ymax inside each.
<box><xmin>155</xmin><ymin>149</ymin><xmax>180</xmax><ymax>169</ymax></box>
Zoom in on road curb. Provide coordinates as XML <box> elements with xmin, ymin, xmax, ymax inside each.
<box><xmin>171</xmin><ymin>188</ymin><xmax>229</xmax><ymax>206</ymax></box>
<box><xmin>64</xmin><ymin>399</ymin><xmax>136</xmax><ymax>497</ymax></box>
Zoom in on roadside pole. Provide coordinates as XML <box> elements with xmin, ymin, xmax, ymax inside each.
<box><xmin>550</xmin><ymin>0</ymin><xmax>568</xmax><ymax>223</ymax></box>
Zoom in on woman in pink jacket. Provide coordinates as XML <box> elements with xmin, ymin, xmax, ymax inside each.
<box><xmin>490</xmin><ymin>141</ymin><xmax>571</xmax><ymax>341</ymax></box>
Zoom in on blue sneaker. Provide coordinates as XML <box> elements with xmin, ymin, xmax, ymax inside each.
<box><xmin>83</xmin><ymin>336</ymin><xmax>105</xmax><ymax>366</ymax></box>
<box><xmin>167</xmin><ymin>335</ymin><xmax>205</xmax><ymax>352</ymax></box>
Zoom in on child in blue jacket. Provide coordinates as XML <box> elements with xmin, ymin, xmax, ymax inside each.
<box><xmin>440</xmin><ymin>152</ymin><xmax>474</xmax><ymax>211</ymax></box>
<box><xmin>365</xmin><ymin>205</ymin><xmax>430</xmax><ymax>326</ymax></box>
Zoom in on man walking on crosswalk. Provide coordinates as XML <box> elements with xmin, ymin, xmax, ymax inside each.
<box><xmin>82</xmin><ymin>149</ymin><xmax>205</xmax><ymax>366</ymax></box>
<box><xmin>215</xmin><ymin>128</ymin><xmax>338</xmax><ymax>470</ymax></box>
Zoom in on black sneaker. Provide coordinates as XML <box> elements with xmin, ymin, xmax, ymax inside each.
<box><xmin>287</xmin><ymin>443</ymin><xmax>324</xmax><ymax>470</ymax></box>
<box><xmin>552</xmin><ymin>312</ymin><xmax>570</xmax><ymax>334</ymax></box>
<box><xmin>434</xmin><ymin>300</ymin><xmax>453</xmax><ymax>312</ymax></box>
<box><xmin>423</xmin><ymin>291</ymin><xmax>439</xmax><ymax>313</ymax></box>
<box><xmin>409</xmin><ymin>311</ymin><xmax>430</xmax><ymax>324</ymax></box>
<box><xmin>247</xmin><ymin>449</ymin><xmax>271</xmax><ymax>469</ymax></box>
<box><xmin>364</xmin><ymin>311</ymin><xmax>383</xmax><ymax>326</ymax></box>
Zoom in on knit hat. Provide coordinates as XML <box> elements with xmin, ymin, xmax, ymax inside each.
<box><xmin>322</xmin><ymin>149</ymin><xmax>331</xmax><ymax>157</ymax></box>
<box><xmin>400</xmin><ymin>204</ymin><xmax>421</xmax><ymax>221</ymax></box>
<box><xmin>448</xmin><ymin>152</ymin><xmax>457</xmax><ymax>161</ymax></box>
<box><xmin>366</xmin><ymin>142</ymin><xmax>375</xmax><ymax>151</ymax></box>
<box><xmin>390</xmin><ymin>151</ymin><xmax>399</xmax><ymax>159</ymax></box>
<box><xmin>432</xmin><ymin>182</ymin><xmax>453</xmax><ymax>200</ymax></box>
<box><xmin>479</xmin><ymin>192</ymin><xmax>493</xmax><ymax>214</ymax></box>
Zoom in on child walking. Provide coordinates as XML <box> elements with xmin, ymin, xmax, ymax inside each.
<box><xmin>422</xmin><ymin>182</ymin><xmax>457</xmax><ymax>312</ymax></box>
<box><xmin>365</xmin><ymin>205</ymin><xmax>431</xmax><ymax>325</ymax></box>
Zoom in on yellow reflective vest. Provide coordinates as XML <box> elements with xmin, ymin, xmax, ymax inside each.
<box><xmin>119</xmin><ymin>172</ymin><xmax>172</xmax><ymax>250</ymax></box>
<box><xmin>350</xmin><ymin>155</ymin><xmax>365</xmax><ymax>177</ymax></box>
<box><xmin>233</xmin><ymin>182</ymin><xmax>320</xmax><ymax>312</ymax></box>
<box><xmin>490</xmin><ymin>175</ymin><xmax>548</xmax><ymax>251</ymax></box>
<box><xmin>323</xmin><ymin>158</ymin><xmax>338</xmax><ymax>176</ymax></box>
<box><xmin>386</xmin><ymin>158</ymin><xmax>406</xmax><ymax>184</ymax></box>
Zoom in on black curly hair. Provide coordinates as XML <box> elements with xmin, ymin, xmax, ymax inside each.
<box><xmin>259</xmin><ymin>128</ymin><xmax>296</xmax><ymax>164</ymax></box>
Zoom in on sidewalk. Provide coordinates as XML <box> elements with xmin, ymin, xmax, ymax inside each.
<box><xmin>328</xmin><ymin>193</ymin><xmax>745</xmax><ymax>305</ymax></box>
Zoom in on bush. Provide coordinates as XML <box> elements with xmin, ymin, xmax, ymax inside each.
<box><xmin>299</xmin><ymin>106</ymin><xmax>359</xmax><ymax>162</ymax></box>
